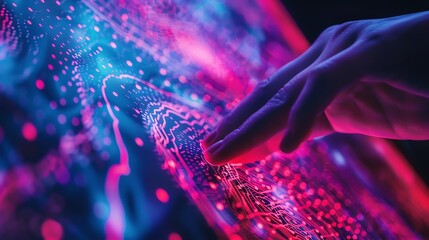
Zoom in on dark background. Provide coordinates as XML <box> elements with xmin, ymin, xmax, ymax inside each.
<box><xmin>280</xmin><ymin>0</ymin><xmax>429</xmax><ymax>185</ymax></box>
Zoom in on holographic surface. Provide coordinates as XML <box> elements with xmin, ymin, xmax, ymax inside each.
<box><xmin>0</xmin><ymin>0</ymin><xmax>428</xmax><ymax>239</ymax></box>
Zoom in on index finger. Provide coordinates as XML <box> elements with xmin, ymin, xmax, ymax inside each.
<box><xmin>202</xmin><ymin>41</ymin><xmax>325</xmax><ymax>148</ymax></box>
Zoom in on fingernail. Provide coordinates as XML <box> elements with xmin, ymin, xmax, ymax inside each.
<box><xmin>203</xmin><ymin>140</ymin><xmax>224</xmax><ymax>165</ymax></box>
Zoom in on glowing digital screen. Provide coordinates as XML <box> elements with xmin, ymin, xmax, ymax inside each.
<box><xmin>0</xmin><ymin>0</ymin><xmax>426</xmax><ymax>239</ymax></box>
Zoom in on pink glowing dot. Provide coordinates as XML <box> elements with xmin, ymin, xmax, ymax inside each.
<box><xmin>159</xmin><ymin>68</ymin><xmax>167</xmax><ymax>75</ymax></box>
<box><xmin>121</xmin><ymin>14</ymin><xmax>128</xmax><ymax>21</ymax></box>
<box><xmin>27</xmin><ymin>20</ymin><xmax>32</xmax><ymax>25</ymax></box>
<box><xmin>335</xmin><ymin>203</ymin><xmax>342</xmax><ymax>210</ymax></box>
<box><xmin>209</xmin><ymin>182</ymin><xmax>217</xmax><ymax>190</ymax></box>
<box><xmin>216</xmin><ymin>202</ymin><xmax>224</xmax><ymax>211</ymax></box>
<box><xmin>202</xmin><ymin>94</ymin><xmax>211</xmax><ymax>102</ymax></box>
<box><xmin>168</xmin><ymin>233</ymin><xmax>182</xmax><ymax>240</ymax></box>
<box><xmin>214</xmin><ymin>106</ymin><xmax>222</xmax><ymax>113</ymax></box>
<box><xmin>168</xmin><ymin>160</ymin><xmax>176</xmax><ymax>168</ymax></box>
<box><xmin>110</xmin><ymin>42</ymin><xmax>117</xmax><ymax>49</ymax></box>
<box><xmin>190</xmin><ymin>93</ymin><xmax>198</xmax><ymax>100</ymax></box>
<box><xmin>230</xmin><ymin>234</ymin><xmax>243</xmax><ymax>240</ymax></box>
<box><xmin>178</xmin><ymin>75</ymin><xmax>187</xmax><ymax>83</ymax></box>
<box><xmin>59</xmin><ymin>98</ymin><xmax>66</xmax><ymax>106</ymax></box>
<box><xmin>163</xmin><ymin>80</ymin><xmax>171</xmax><ymax>87</ymax></box>
<box><xmin>155</xmin><ymin>188</ymin><xmax>169</xmax><ymax>203</ymax></box>
<box><xmin>135</xmin><ymin>137</ymin><xmax>144</xmax><ymax>147</ymax></box>
<box><xmin>22</xmin><ymin>122</ymin><xmax>37</xmax><ymax>141</ymax></box>
<box><xmin>41</xmin><ymin>219</ymin><xmax>63</xmax><ymax>240</ymax></box>
<box><xmin>36</xmin><ymin>80</ymin><xmax>45</xmax><ymax>90</ymax></box>
<box><xmin>135</xmin><ymin>84</ymin><xmax>142</xmax><ymax>90</ymax></box>
<box><xmin>48</xmin><ymin>64</ymin><xmax>54</xmax><ymax>70</ymax></box>
<box><xmin>126</xmin><ymin>60</ymin><xmax>133</xmax><ymax>67</ymax></box>
<box><xmin>93</xmin><ymin>26</ymin><xmax>100</xmax><ymax>32</ymax></box>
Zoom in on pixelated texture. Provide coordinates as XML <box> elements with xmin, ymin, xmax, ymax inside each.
<box><xmin>0</xmin><ymin>0</ymin><xmax>424</xmax><ymax>239</ymax></box>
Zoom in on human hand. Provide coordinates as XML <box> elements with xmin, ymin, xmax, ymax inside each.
<box><xmin>203</xmin><ymin>11</ymin><xmax>429</xmax><ymax>165</ymax></box>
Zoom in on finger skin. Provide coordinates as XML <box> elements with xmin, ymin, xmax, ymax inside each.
<box><xmin>203</xmin><ymin>74</ymin><xmax>305</xmax><ymax>165</ymax></box>
<box><xmin>202</xmin><ymin>41</ymin><xmax>325</xmax><ymax>148</ymax></box>
<box><xmin>281</xmin><ymin>42</ymin><xmax>370</xmax><ymax>152</ymax></box>
<box><xmin>206</xmin><ymin>12</ymin><xmax>429</xmax><ymax>164</ymax></box>
<box><xmin>204</xmin><ymin>114</ymin><xmax>334</xmax><ymax>165</ymax></box>
<box><xmin>205</xmin><ymin>41</ymin><xmax>369</xmax><ymax>164</ymax></box>
<box><xmin>204</xmin><ymin>22</ymin><xmax>375</xmax><ymax>163</ymax></box>
<box><xmin>203</xmin><ymin>24</ymin><xmax>358</xmax><ymax>150</ymax></box>
<box><xmin>204</xmin><ymin>131</ymin><xmax>284</xmax><ymax>165</ymax></box>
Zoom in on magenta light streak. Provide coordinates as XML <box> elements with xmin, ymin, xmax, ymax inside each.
<box><xmin>102</xmin><ymin>75</ymin><xmax>130</xmax><ymax>240</ymax></box>
<box><xmin>101</xmin><ymin>74</ymin><xmax>180</xmax><ymax>239</ymax></box>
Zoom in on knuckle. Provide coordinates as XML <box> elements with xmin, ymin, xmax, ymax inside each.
<box><xmin>359</xmin><ymin>22</ymin><xmax>388</xmax><ymax>45</ymax></box>
<box><xmin>315</xmin><ymin>25</ymin><xmax>339</xmax><ymax>43</ymax></box>
<box><xmin>336</xmin><ymin>21</ymin><xmax>357</xmax><ymax>33</ymax></box>
<box><xmin>254</xmin><ymin>78</ymin><xmax>271</xmax><ymax>91</ymax></box>
<box><xmin>224</xmin><ymin>128</ymin><xmax>241</xmax><ymax>143</ymax></box>
<box><xmin>318</xmin><ymin>22</ymin><xmax>360</xmax><ymax>45</ymax></box>
<box><xmin>230</xmin><ymin>128</ymin><xmax>241</xmax><ymax>137</ymax></box>
<box><xmin>361</xmin><ymin>31</ymin><xmax>386</xmax><ymax>45</ymax></box>
<box><xmin>329</xmin><ymin>21</ymin><xmax>361</xmax><ymax>43</ymax></box>
<box><xmin>324</xmin><ymin>25</ymin><xmax>339</xmax><ymax>35</ymax></box>
<box><xmin>254</xmin><ymin>77</ymin><xmax>280</xmax><ymax>99</ymax></box>
<box><xmin>269</xmin><ymin>87</ymin><xmax>289</xmax><ymax>105</ymax></box>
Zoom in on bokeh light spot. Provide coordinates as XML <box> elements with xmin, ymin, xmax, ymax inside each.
<box><xmin>22</xmin><ymin>122</ymin><xmax>37</xmax><ymax>141</ymax></box>
<box><xmin>168</xmin><ymin>232</ymin><xmax>182</xmax><ymax>240</ymax></box>
<box><xmin>41</xmin><ymin>219</ymin><xmax>63</xmax><ymax>240</ymax></box>
<box><xmin>135</xmin><ymin>137</ymin><xmax>144</xmax><ymax>147</ymax></box>
<box><xmin>156</xmin><ymin>188</ymin><xmax>169</xmax><ymax>203</ymax></box>
<box><xmin>36</xmin><ymin>79</ymin><xmax>45</xmax><ymax>90</ymax></box>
